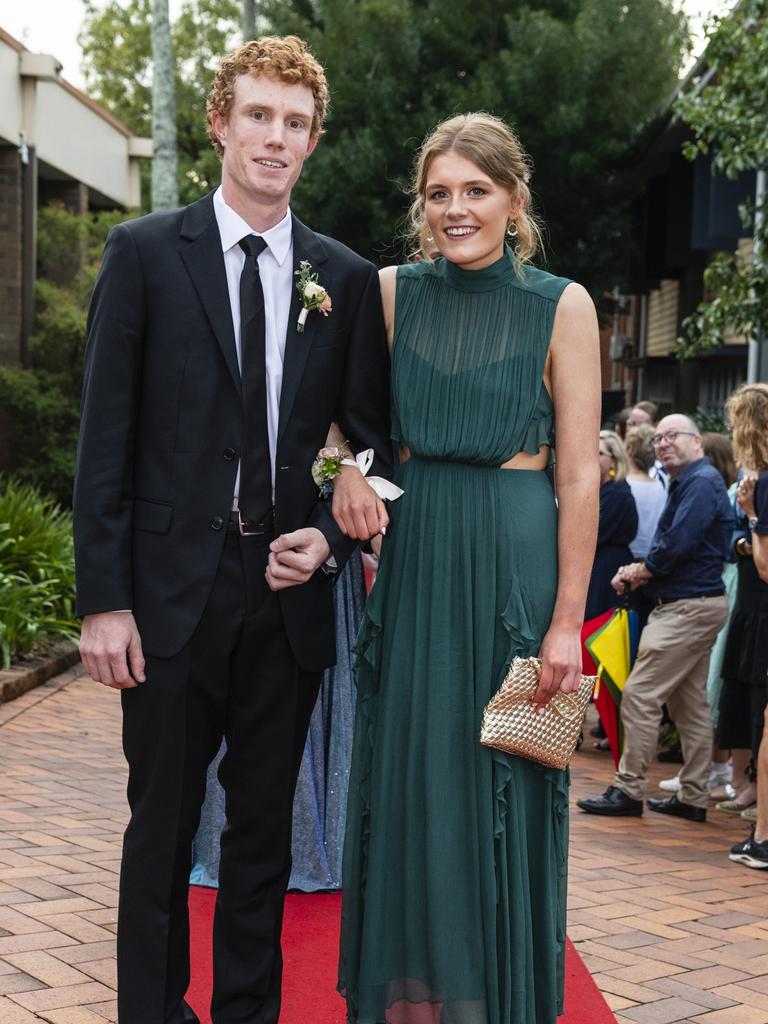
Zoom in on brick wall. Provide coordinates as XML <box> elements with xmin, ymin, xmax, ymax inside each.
<box><xmin>0</xmin><ymin>145</ymin><xmax>22</xmax><ymax>366</ymax></box>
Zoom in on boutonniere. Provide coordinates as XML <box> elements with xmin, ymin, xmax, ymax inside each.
<box><xmin>295</xmin><ymin>260</ymin><xmax>332</xmax><ymax>333</ymax></box>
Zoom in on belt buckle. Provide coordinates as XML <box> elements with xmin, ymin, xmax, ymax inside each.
<box><xmin>237</xmin><ymin>509</ymin><xmax>264</xmax><ymax>536</ymax></box>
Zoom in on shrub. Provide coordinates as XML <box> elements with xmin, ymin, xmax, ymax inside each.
<box><xmin>0</xmin><ymin>366</ymin><xmax>79</xmax><ymax>508</ymax></box>
<box><xmin>0</xmin><ymin>204</ymin><xmax>133</xmax><ymax>508</ymax></box>
<box><xmin>0</xmin><ymin>478</ymin><xmax>78</xmax><ymax>668</ymax></box>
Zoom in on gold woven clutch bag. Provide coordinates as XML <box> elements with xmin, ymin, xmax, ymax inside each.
<box><xmin>480</xmin><ymin>656</ymin><xmax>595</xmax><ymax>770</ymax></box>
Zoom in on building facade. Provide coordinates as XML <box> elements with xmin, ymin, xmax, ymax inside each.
<box><xmin>603</xmin><ymin>64</ymin><xmax>760</xmax><ymax>421</ymax></box>
<box><xmin>0</xmin><ymin>27</ymin><xmax>151</xmax><ymax>366</ymax></box>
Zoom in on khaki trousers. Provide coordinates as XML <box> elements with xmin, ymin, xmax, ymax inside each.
<box><xmin>614</xmin><ymin>595</ymin><xmax>728</xmax><ymax>807</ymax></box>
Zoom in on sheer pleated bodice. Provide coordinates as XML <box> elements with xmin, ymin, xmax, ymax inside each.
<box><xmin>392</xmin><ymin>252</ymin><xmax>568</xmax><ymax>466</ymax></box>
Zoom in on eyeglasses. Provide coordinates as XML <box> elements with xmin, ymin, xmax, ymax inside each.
<box><xmin>652</xmin><ymin>430</ymin><xmax>697</xmax><ymax>447</ymax></box>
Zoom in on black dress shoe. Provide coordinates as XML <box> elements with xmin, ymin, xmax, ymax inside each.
<box><xmin>646</xmin><ymin>794</ymin><xmax>706</xmax><ymax>822</ymax></box>
<box><xmin>577</xmin><ymin>786</ymin><xmax>643</xmax><ymax>816</ymax></box>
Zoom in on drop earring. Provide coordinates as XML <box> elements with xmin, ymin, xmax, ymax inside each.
<box><xmin>506</xmin><ymin>222</ymin><xmax>519</xmax><ymax>239</ymax></box>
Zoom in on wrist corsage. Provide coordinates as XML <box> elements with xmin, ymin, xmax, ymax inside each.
<box><xmin>295</xmin><ymin>260</ymin><xmax>332</xmax><ymax>333</ymax></box>
<box><xmin>312</xmin><ymin>446</ymin><xmax>345</xmax><ymax>498</ymax></box>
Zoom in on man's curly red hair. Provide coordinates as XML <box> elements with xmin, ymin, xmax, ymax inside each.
<box><xmin>206</xmin><ymin>35</ymin><xmax>329</xmax><ymax>155</ymax></box>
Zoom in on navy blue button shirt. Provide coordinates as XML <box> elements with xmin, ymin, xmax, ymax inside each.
<box><xmin>644</xmin><ymin>458</ymin><xmax>734</xmax><ymax>600</ymax></box>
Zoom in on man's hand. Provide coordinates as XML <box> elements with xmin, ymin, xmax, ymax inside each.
<box><xmin>80</xmin><ymin>612</ymin><xmax>146</xmax><ymax>690</ymax></box>
<box><xmin>267</xmin><ymin>528</ymin><xmax>332</xmax><ymax>591</ymax></box>
<box><xmin>532</xmin><ymin>625</ymin><xmax>583</xmax><ymax>710</ymax></box>
<box><xmin>611</xmin><ymin>561</ymin><xmax>652</xmax><ymax>593</ymax></box>
<box><xmin>332</xmin><ymin>464</ymin><xmax>388</xmax><ymax>540</ymax></box>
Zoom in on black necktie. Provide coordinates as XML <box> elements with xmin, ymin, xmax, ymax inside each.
<box><xmin>238</xmin><ymin>235</ymin><xmax>272</xmax><ymax>524</ymax></box>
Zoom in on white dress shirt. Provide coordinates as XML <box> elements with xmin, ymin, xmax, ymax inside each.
<box><xmin>213</xmin><ymin>187</ymin><xmax>293</xmax><ymax>505</ymax></box>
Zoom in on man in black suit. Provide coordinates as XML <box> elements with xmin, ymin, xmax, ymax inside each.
<box><xmin>73</xmin><ymin>36</ymin><xmax>392</xmax><ymax>1024</ymax></box>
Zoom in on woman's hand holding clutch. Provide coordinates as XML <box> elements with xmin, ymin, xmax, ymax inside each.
<box><xmin>532</xmin><ymin>625</ymin><xmax>583</xmax><ymax>711</ymax></box>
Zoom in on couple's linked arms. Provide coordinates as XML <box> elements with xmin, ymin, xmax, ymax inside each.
<box><xmin>264</xmin><ymin>422</ymin><xmax>388</xmax><ymax>592</ymax></box>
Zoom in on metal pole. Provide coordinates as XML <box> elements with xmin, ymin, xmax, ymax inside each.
<box><xmin>19</xmin><ymin>134</ymin><xmax>37</xmax><ymax>370</ymax></box>
<box><xmin>747</xmin><ymin>168</ymin><xmax>766</xmax><ymax>382</ymax></box>
<box><xmin>243</xmin><ymin>0</ymin><xmax>257</xmax><ymax>42</ymax></box>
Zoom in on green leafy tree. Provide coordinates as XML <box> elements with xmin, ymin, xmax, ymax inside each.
<box><xmin>79</xmin><ymin>0</ymin><xmax>686</xmax><ymax>292</ymax></box>
<box><xmin>79</xmin><ymin>0</ymin><xmax>240</xmax><ymax>207</ymax></box>
<box><xmin>263</xmin><ymin>0</ymin><xmax>687</xmax><ymax>288</ymax></box>
<box><xmin>0</xmin><ymin>207</ymin><xmax>131</xmax><ymax>505</ymax></box>
<box><xmin>675</xmin><ymin>0</ymin><xmax>768</xmax><ymax>366</ymax></box>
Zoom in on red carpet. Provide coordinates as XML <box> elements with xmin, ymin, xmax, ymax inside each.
<box><xmin>187</xmin><ymin>887</ymin><xmax>615</xmax><ymax>1023</ymax></box>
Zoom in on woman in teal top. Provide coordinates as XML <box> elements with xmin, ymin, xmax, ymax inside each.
<box><xmin>334</xmin><ymin>113</ymin><xmax>601</xmax><ymax>1024</ymax></box>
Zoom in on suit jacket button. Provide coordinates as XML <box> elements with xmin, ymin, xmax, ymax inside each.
<box><xmin>210</xmin><ymin>516</ymin><xmax>224</xmax><ymax>531</ymax></box>
<box><xmin>223</xmin><ymin>448</ymin><xmax>236</xmax><ymax>461</ymax></box>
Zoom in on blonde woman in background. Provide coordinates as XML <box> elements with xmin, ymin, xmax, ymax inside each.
<box><xmin>718</xmin><ymin>385</ymin><xmax>768</xmax><ymax>868</ymax></box>
<box><xmin>584</xmin><ymin>430</ymin><xmax>638</xmax><ymax>620</ymax></box>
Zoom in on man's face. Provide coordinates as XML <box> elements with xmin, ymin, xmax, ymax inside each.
<box><xmin>627</xmin><ymin>407</ymin><xmax>653</xmax><ymax>429</ymax></box>
<box><xmin>212</xmin><ymin>73</ymin><xmax>318</xmax><ymax>213</ymax></box>
<box><xmin>653</xmin><ymin>416</ymin><xmax>702</xmax><ymax>477</ymax></box>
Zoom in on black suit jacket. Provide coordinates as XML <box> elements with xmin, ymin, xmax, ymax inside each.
<box><xmin>73</xmin><ymin>192</ymin><xmax>392</xmax><ymax>671</ymax></box>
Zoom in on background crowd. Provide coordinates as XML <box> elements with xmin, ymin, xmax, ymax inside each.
<box><xmin>579</xmin><ymin>384</ymin><xmax>768</xmax><ymax>872</ymax></box>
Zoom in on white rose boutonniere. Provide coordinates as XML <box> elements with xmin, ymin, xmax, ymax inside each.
<box><xmin>295</xmin><ymin>260</ymin><xmax>332</xmax><ymax>333</ymax></box>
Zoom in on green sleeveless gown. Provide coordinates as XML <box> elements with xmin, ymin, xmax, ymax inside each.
<box><xmin>339</xmin><ymin>250</ymin><xmax>572</xmax><ymax>1024</ymax></box>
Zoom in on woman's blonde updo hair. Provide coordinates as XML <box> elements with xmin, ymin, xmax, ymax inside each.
<box><xmin>726</xmin><ymin>382</ymin><xmax>768</xmax><ymax>473</ymax></box>
<box><xmin>625</xmin><ymin>424</ymin><xmax>657</xmax><ymax>474</ymax></box>
<box><xmin>408</xmin><ymin>112</ymin><xmax>543</xmax><ymax>264</ymax></box>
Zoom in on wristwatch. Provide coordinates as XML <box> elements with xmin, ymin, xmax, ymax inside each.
<box><xmin>748</xmin><ymin>515</ymin><xmax>759</xmax><ymax>530</ymax></box>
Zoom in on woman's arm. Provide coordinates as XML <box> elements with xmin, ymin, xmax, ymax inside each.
<box><xmin>379</xmin><ymin>265</ymin><xmax>397</xmax><ymax>353</ymax></box>
<box><xmin>533</xmin><ymin>283</ymin><xmax>601</xmax><ymax>708</ymax></box>
<box><xmin>330</xmin><ymin>266</ymin><xmax>398</xmax><ymax>539</ymax></box>
<box><xmin>737</xmin><ymin>476</ymin><xmax>768</xmax><ymax>583</ymax></box>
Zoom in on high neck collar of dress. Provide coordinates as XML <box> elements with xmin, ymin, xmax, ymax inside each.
<box><xmin>440</xmin><ymin>246</ymin><xmax>516</xmax><ymax>292</ymax></box>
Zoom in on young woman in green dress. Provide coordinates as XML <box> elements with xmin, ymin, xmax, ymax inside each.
<box><xmin>332</xmin><ymin>113</ymin><xmax>601</xmax><ymax>1024</ymax></box>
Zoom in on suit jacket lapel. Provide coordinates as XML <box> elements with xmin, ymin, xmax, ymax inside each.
<box><xmin>179</xmin><ymin>193</ymin><xmax>241</xmax><ymax>394</ymax></box>
<box><xmin>278</xmin><ymin>216</ymin><xmax>329</xmax><ymax>443</ymax></box>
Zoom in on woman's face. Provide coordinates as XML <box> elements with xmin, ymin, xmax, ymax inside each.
<box><xmin>424</xmin><ymin>151</ymin><xmax>517</xmax><ymax>271</ymax></box>
<box><xmin>598</xmin><ymin>441</ymin><xmax>615</xmax><ymax>484</ymax></box>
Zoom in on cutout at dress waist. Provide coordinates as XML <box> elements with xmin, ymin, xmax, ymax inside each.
<box><xmin>500</xmin><ymin>444</ymin><xmax>551</xmax><ymax>471</ymax></box>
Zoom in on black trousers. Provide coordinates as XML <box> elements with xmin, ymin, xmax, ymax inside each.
<box><xmin>117</xmin><ymin>531</ymin><xmax>322</xmax><ymax>1023</ymax></box>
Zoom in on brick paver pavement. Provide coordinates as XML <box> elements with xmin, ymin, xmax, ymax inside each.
<box><xmin>0</xmin><ymin>667</ymin><xmax>766</xmax><ymax>1023</ymax></box>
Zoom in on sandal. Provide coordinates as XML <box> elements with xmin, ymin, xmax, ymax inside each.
<box><xmin>716</xmin><ymin>798</ymin><xmax>757</xmax><ymax>815</ymax></box>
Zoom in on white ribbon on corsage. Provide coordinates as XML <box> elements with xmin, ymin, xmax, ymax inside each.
<box><xmin>341</xmin><ymin>449</ymin><xmax>404</xmax><ymax>501</ymax></box>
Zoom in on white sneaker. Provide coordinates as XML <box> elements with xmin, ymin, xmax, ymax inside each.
<box><xmin>707</xmin><ymin>762</ymin><xmax>733</xmax><ymax>789</ymax></box>
<box><xmin>659</xmin><ymin>774</ymin><xmax>681</xmax><ymax>792</ymax></box>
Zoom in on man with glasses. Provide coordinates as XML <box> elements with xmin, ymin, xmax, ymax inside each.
<box><xmin>578</xmin><ymin>414</ymin><xmax>733</xmax><ymax>821</ymax></box>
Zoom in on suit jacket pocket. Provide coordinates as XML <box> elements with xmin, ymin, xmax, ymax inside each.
<box><xmin>133</xmin><ymin>498</ymin><xmax>174</xmax><ymax>534</ymax></box>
